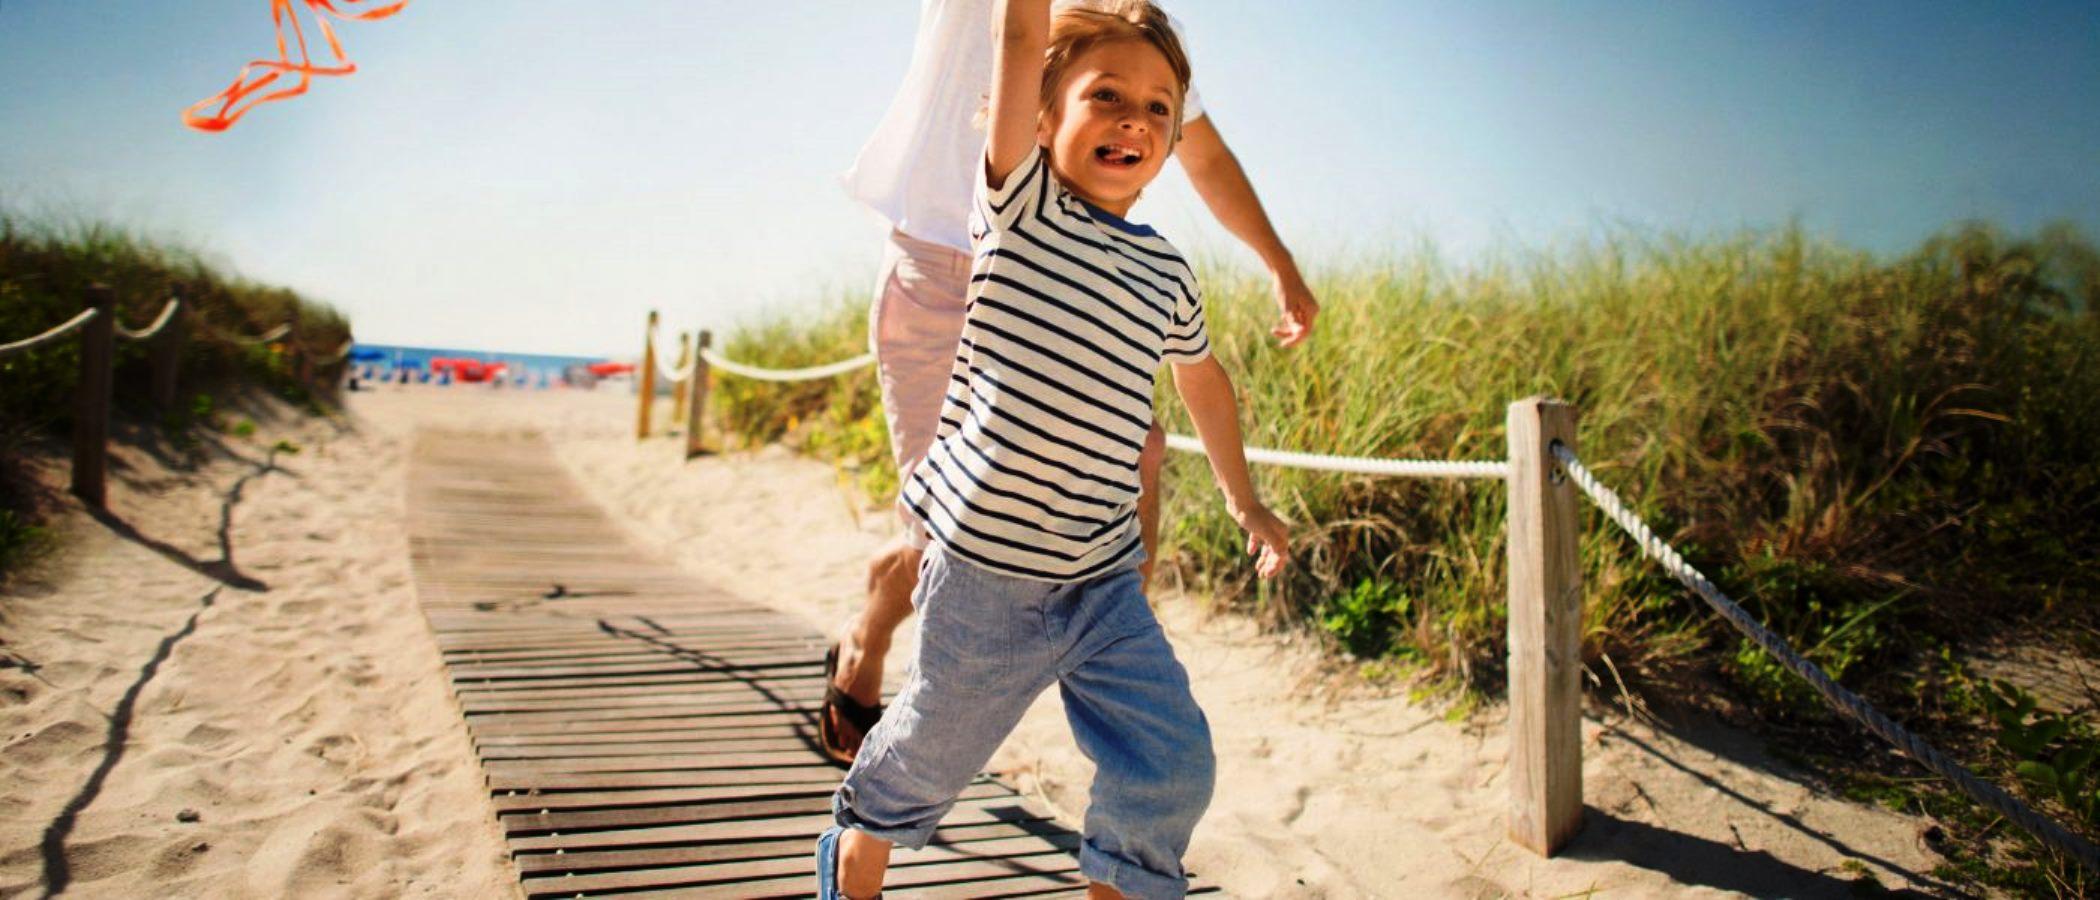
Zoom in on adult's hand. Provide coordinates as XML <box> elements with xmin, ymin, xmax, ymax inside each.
<box><xmin>1178</xmin><ymin>116</ymin><xmax>1320</xmax><ymax>348</ymax></box>
<box><xmin>1267</xmin><ymin>257</ymin><xmax>1318</xmax><ymax>347</ymax></box>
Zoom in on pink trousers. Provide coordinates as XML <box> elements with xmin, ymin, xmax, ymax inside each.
<box><xmin>869</xmin><ymin>229</ymin><xmax>973</xmax><ymax>484</ymax></box>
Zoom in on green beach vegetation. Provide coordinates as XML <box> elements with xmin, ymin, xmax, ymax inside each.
<box><xmin>0</xmin><ymin>209</ymin><xmax>351</xmax><ymax>579</ymax></box>
<box><xmin>710</xmin><ymin>221</ymin><xmax>2100</xmax><ymax>892</ymax></box>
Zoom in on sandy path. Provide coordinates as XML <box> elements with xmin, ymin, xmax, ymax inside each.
<box><xmin>0</xmin><ymin>394</ymin><xmax>512</xmax><ymax>899</ymax></box>
<box><xmin>369</xmin><ymin>388</ymin><xmax>1950</xmax><ymax>898</ymax></box>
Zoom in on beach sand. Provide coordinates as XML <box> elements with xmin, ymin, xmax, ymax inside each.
<box><xmin>0</xmin><ymin>393</ymin><xmax>512</xmax><ymax>899</ymax></box>
<box><xmin>3</xmin><ymin>385</ymin><xmax>1952</xmax><ymax>897</ymax></box>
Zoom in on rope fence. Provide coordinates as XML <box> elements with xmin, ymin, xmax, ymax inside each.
<box><xmin>234</xmin><ymin>322</ymin><xmax>293</xmax><ymax>345</ymax></box>
<box><xmin>696</xmin><ymin>345</ymin><xmax>878</xmax><ymax>383</ymax></box>
<box><xmin>320</xmin><ymin>337</ymin><xmax>356</xmax><ymax>365</ymax></box>
<box><xmin>0</xmin><ymin>309</ymin><xmax>99</xmax><ymax>359</ymax></box>
<box><xmin>3</xmin><ymin>285</ymin><xmax>339</xmax><ymax>507</ymax></box>
<box><xmin>1552</xmin><ymin>442</ymin><xmax>2100</xmax><ymax>874</ymax></box>
<box><xmin>114</xmin><ymin>299</ymin><xmax>182</xmax><ymax>342</ymax></box>
<box><xmin>663</xmin><ymin>327</ymin><xmax>2100</xmax><ymax>875</ymax></box>
<box><xmin>1161</xmin><ymin>433</ymin><xmax>1507</xmax><ymax>479</ymax></box>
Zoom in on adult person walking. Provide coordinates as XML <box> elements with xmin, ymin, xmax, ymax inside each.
<box><xmin>821</xmin><ymin>0</ymin><xmax>1319</xmax><ymax>765</ymax></box>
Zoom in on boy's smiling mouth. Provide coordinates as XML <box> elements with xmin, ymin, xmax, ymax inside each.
<box><xmin>1093</xmin><ymin>141</ymin><xmax>1145</xmax><ymax>168</ymax></box>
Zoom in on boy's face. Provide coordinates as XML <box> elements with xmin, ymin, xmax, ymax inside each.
<box><xmin>1038</xmin><ymin>39</ymin><xmax>1180</xmax><ymax>218</ymax></box>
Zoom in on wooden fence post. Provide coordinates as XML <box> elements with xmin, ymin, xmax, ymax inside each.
<box><xmin>636</xmin><ymin>310</ymin><xmax>658</xmax><ymax>439</ymax></box>
<box><xmin>151</xmin><ymin>296</ymin><xmax>186</xmax><ymax>410</ymax></box>
<box><xmin>72</xmin><ymin>285</ymin><xmax>116</xmax><ymax>507</ymax></box>
<box><xmin>684</xmin><ymin>330</ymin><xmax>712</xmax><ymax>460</ymax></box>
<box><xmin>286</xmin><ymin>306</ymin><xmax>310</xmax><ymax>390</ymax></box>
<box><xmin>670</xmin><ymin>331</ymin><xmax>691</xmax><ymax>431</ymax></box>
<box><xmin>1506</xmin><ymin>396</ymin><xmax>1583</xmax><ymax>855</ymax></box>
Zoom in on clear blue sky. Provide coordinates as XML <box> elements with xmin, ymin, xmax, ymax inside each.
<box><xmin>3</xmin><ymin>1</ymin><xmax>2096</xmax><ymax>357</ymax></box>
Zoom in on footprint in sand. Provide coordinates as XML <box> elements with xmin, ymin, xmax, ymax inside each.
<box><xmin>182</xmin><ymin>722</ymin><xmax>236</xmax><ymax>749</ymax></box>
<box><xmin>8</xmin><ymin>715</ymin><xmax>98</xmax><ymax>767</ymax></box>
<box><xmin>146</xmin><ymin>833</ymin><xmax>212</xmax><ymax>882</ymax></box>
<box><xmin>53</xmin><ymin>830</ymin><xmax>155</xmax><ymax>888</ymax></box>
<box><xmin>244</xmin><ymin>812</ymin><xmax>385</xmax><ymax>896</ymax></box>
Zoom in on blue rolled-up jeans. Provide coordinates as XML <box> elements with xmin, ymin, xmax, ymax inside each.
<box><xmin>833</xmin><ymin>543</ymin><xmax>1215</xmax><ymax>900</ymax></box>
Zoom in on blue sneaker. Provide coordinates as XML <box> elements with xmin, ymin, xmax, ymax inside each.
<box><xmin>815</xmin><ymin>825</ymin><xmax>846</xmax><ymax>899</ymax></box>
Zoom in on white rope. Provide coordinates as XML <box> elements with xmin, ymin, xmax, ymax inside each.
<box><xmin>644</xmin><ymin>326</ymin><xmax>698</xmax><ymax>383</ymax></box>
<box><xmin>0</xmin><ymin>309</ymin><xmax>100</xmax><ymax>359</ymax></box>
<box><xmin>114</xmin><ymin>299</ymin><xmax>181</xmax><ymax>341</ymax></box>
<box><xmin>653</xmin><ymin>348</ymin><xmax>696</xmax><ymax>383</ymax></box>
<box><xmin>320</xmin><ymin>338</ymin><xmax>355</xmax><ymax>364</ymax></box>
<box><xmin>699</xmin><ymin>346</ymin><xmax>877</xmax><ymax>383</ymax></box>
<box><xmin>1552</xmin><ymin>442</ymin><xmax>2100</xmax><ymax>875</ymax></box>
<box><xmin>226</xmin><ymin>322</ymin><xmax>292</xmax><ymax>345</ymax></box>
<box><xmin>1163</xmin><ymin>433</ymin><xmax>1508</xmax><ymax>479</ymax></box>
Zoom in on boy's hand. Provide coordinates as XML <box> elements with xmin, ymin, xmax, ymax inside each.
<box><xmin>1235</xmin><ymin>503</ymin><xmax>1291</xmax><ymax>579</ymax></box>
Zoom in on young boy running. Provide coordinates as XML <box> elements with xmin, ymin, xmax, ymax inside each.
<box><xmin>817</xmin><ymin>2</ymin><xmax>1289</xmax><ymax>898</ymax></box>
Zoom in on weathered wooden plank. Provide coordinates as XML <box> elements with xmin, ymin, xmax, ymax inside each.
<box><xmin>596</xmin><ymin>857</ymin><xmax>1088</xmax><ymax>900</ymax></box>
<box><xmin>454</xmin><ymin>673</ymin><xmax>820</xmax><ymax>697</ymax></box>
<box><xmin>509</xmin><ymin>820</ymin><xmax>1093</xmax><ymax>880</ymax></box>
<box><xmin>461</xmin><ymin>701</ymin><xmax>820</xmax><ymax>728</ymax></box>
<box><xmin>522</xmin><ymin>833</ymin><xmax>1082</xmax><ymax>896</ymax></box>
<box><xmin>475</xmin><ymin>723</ymin><xmax>807</xmax><ymax>747</ymax></box>
<box><xmin>489</xmin><ymin>780</ymin><xmax>838</xmax><ymax>814</ymax></box>
<box><xmin>481</xmin><ymin>749</ymin><xmax>829</xmax><ymax>777</ymax></box>
<box><xmin>503</xmin><ymin>782</ymin><xmax>1011</xmax><ymax>836</ymax></box>
<box><xmin>468</xmin><ymin>711</ymin><xmax>819</xmax><ymax>740</ymax></box>
<box><xmin>479</xmin><ymin>736</ymin><xmax>814</xmax><ymax>760</ymax></box>
<box><xmin>505</xmin><ymin>796</ymin><xmax>1050</xmax><ymax>854</ymax></box>
<box><xmin>460</xmin><ymin>688</ymin><xmax>824</xmax><ymax>716</ymax></box>
<box><xmin>486</xmin><ymin>765</ymin><xmax>843</xmax><ymax>793</ymax></box>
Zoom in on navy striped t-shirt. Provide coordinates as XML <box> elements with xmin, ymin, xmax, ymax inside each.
<box><xmin>899</xmin><ymin>145</ymin><xmax>1211</xmax><ymax>582</ymax></box>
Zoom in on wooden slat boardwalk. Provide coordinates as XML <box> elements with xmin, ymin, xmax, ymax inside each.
<box><xmin>407</xmin><ymin>430</ymin><xmax>1209</xmax><ymax>898</ymax></box>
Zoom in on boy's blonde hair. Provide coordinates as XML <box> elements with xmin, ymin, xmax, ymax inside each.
<box><xmin>1041</xmin><ymin>1</ymin><xmax>1192</xmax><ymax>142</ymax></box>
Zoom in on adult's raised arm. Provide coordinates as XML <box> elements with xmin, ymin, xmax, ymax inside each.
<box><xmin>1177</xmin><ymin>114</ymin><xmax>1320</xmax><ymax>347</ymax></box>
<box><xmin>987</xmin><ymin>0</ymin><xmax>1053</xmax><ymax>190</ymax></box>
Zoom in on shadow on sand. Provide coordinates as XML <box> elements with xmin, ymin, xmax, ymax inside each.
<box><xmin>1575</xmin><ymin>723</ymin><xmax>1963</xmax><ymax>897</ymax></box>
<box><xmin>36</xmin><ymin>588</ymin><xmax>220</xmax><ymax>899</ymax></box>
<box><xmin>86</xmin><ymin>448</ymin><xmax>290</xmax><ymax>592</ymax></box>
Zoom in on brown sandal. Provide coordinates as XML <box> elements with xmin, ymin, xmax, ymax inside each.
<box><xmin>819</xmin><ymin>643</ymin><xmax>884</xmax><ymax>768</ymax></box>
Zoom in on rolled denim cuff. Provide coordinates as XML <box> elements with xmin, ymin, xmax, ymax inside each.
<box><xmin>1079</xmin><ymin>839</ymin><xmax>1188</xmax><ymax>900</ymax></box>
<box><xmin>831</xmin><ymin>789</ymin><xmax>940</xmax><ymax>850</ymax></box>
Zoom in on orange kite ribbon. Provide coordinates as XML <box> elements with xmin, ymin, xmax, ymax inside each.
<box><xmin>183</xmin><ymin>0</ymin><xmax>409</xmax><ymax>132</ymax></box>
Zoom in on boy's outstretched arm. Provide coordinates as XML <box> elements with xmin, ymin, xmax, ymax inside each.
<box><xmin>1171</xmin><ymin>356</ymin><xmax>1290</xmax><ymax>578</ymax></box>
<box><xmin>987</xmin><ymin>0</ymin><xmax>1051</xmax><ymax>190</ymax></box>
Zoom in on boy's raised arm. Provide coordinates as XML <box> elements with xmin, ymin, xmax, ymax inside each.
<box><xmin>986</xmin><ymin>0</ymin><xmax>1051</xmax><ymax>190</ymax></box>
